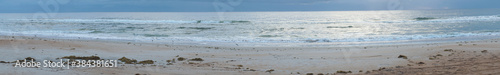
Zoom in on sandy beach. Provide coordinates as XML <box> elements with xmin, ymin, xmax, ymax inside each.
<box><xmin>0</xmin><ymin>36</ymin><xmax>498</xmax><ymax>75</ymax></box>
<box><xmin>1</xmin><ymin>0</ymin><xmax>500</xmax><ymax>75</ymax></box>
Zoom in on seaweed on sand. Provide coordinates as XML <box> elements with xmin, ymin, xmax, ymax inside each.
<box><xmin>62</xmin><ymin>56</ymin><xmax>100</xmax><ymax>60</ymax></box>
<box><xmin>137</xmin><ymin>60</ymin><xmax>154</xmax><ymax>64</ymax></box>
<box><xmin>336</xmin><ymin>70</ymin><xmax>352</xmax><ymax>73</ymax></box>
<box><xmin>189</xmin><ymin>58</ymin><xmax>204</xmax><ymax>61</ymax></box>
<box><xmin>118</xmin><ymin>57</ymin><xmax>137</xmax><ymax>64</ymax></box>
<box><xmin>25</xmin><ymin>57</ymin><xmax>36</xmax><ymax>61</ymax></box>
<box><xmin>177</xmin><ymin>57</ymin><xmax>186</xmax><ymax>61</ymax></box>
<box><xmin>398</xmin><ymin>55</ymin><xmax>408</xmax><ymax>59</ymax></box>
<box><xmin>444</xmin><ymin>49</ymin><xmax>453</xmax><ymax>52</ymax></box>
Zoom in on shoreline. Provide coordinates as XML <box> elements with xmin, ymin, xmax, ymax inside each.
<box><xmin>0</xmin><ymin>35</ymin><xmax>499</xmax><ymax>75</ymax></box>
<box><xmin>2</xmin><ymin>33</ymin><xmax>500</xmax><ymax>47</ymax></box>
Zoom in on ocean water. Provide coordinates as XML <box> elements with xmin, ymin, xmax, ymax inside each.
<box><xmin>1</xmin><ymin>9</ymin><xmax>500</xmax><ymax>46</ymax></box>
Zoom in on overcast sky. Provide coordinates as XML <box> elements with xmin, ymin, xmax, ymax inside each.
<box><xmin>0</xmin><ymin>0</ymin><xmax>499</xmax><ymax>13</ymax></box>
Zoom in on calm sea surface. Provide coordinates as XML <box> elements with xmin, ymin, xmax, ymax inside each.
<box><xmin>1</xmin><ymin>9</ymin><xmax>500</xmax><ymax>46</ymax></box>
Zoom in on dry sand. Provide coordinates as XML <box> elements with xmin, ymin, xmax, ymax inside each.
<box><xmin>0</xmin><ymin>36</ymin><xmax>499</xmax><ymax>75</ymax></box>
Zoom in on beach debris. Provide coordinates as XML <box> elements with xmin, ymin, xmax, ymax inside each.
<box><xmin>398</xmin><ymin>55</ymin><xmax>408</xmax><ymax>59</ymax></box>
<box><xmin>317</xmin><ymin>73</ymin><xmax>324</xmax><ymax>75</ymax></box>
<box><xmin>448</xmin><ymin>53</ymin><xmax>455</xmax><ymax>56</ymax></box>
<box><xmin>234</xmin><ymin>65</ymin><xmax>243</xmax><ymax>69</ymax></box>
<box><xmin>15</xmin><ymin>60</ymin><xmax>25</xmax><ymax>62</ymax></box>
<box><xmin>417</xmin><ymin>62</ymin><xmax>425</xmax><ymax>64</ymax></box>
<box><xmin>265</xmin><ymin>69</ymin><xmax>275</xmax><ymax>73</ymax></box>
<box><xmin>138</xmin><ymin>60</ymin><xmax>154</xmax><ymax>64</ymax></box>
<box><xmin>244</xmin><ymin>69</ymin><xmax>256</xmax><ymax>71</ymax></box>
<box><xmin>395</xmin><ymin>66</ymin><xmax>404</xmax><ymax>68</ymax></box>
<box><xmin>429</xmin><ymin>54</ymin><xmax>442</xmax><ymax>60</ymax></box>
<box><xmin>166</xmin><ymin>60</ymin><xmax>171</xmax><ymax>63</ymax></box>
<box><xmin>429</xmin><ymin>57</ymin><xmax>436</xmax><ymax>60</ymax></box>
<box><xmin>0</xmin><ymin>61</ymin><xmax>8</xmax><ymax>63</ymax></box>
<box><xmin>62</xmin><ymin>56</ymin><xmax>100</xmax><ymax>60</ymax></box>
<box><xmin>444</xmin><ymin>49</ymin><xmax>453</xmax><ymax>52</ymax></box>
<box><xmin>336</xmin><ymin>70</ymin><xmax>352</xmax><ymax>73</ymax></box>
<box><xmin>407</xmin><ymin>64</ymin><xmax>414</xmax><ymax>66</ymax></box>
<box><xmin>188</xmin><ymin>62</ymin><xmax>198</xmax><ymax>64</ymax></box>
<box><xmin>189</xmin><ymin>58</ymin><xmax>204</xmax><ymax>61</ymax></box>
<box><xmin>378</xmin><ymin>67</ymin><xmax>386</xmax><ymax>70</ymax></box>
<box><xmin>236</xmin><ymin>65</ymin><xmax>243</xmax><ymax>67</ymax></box>
<box><xmin>171</xmin><ymin>58</ymin><xmax>176</xmax><ymax>63</ymax></box>
<box><xmin>177</xmin><ymin>57</ymin><xmax>186</xmax><ymax>61</ymax></box>
<box><xmin>70</xmin><ymin>48</ymin><xmax>76</xmax><ymax>50</ymax></box>
<box><xmin>458</xmin><ymin>44</ymin><xmax>462</xmax><ymax>46</ymax></box>
<box><xmin>118</xmin><ymin>57</ymin><xmax>137</xmax><ymax>64</ymax></box>
<box><xmin>481</xmin><ymin>50</ymin><xmax>488</xmax><ymax>53</ymax></box>
<box><xmin>25</xmin><ymin>57</ymin><xmax>36</xmax><ymax>61</ymax></box>
<box><xmin>166</xmin><ymin>59</ymin><xmax>173</xmax><ymax>65</ymax></box>
<box><xmin>306</xmin><ymin>73</ymin><xmax>313</xmax><ymax>75</ymax></box>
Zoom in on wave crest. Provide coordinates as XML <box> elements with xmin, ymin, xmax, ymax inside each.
<box><xmin>6</xmin><ymin>19</ymin><xmax>251</xmax><ymax>24</ymax></box>
<box><xmin>414</xmin><ymin>17</ymin><xmax>438</xmax><ymax>21</ymax></box>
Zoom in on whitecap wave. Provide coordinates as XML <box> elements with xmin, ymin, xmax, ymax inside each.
<box><xmin>4</xmin><ymin>19</ymin><xmax>251</xmax><ymax>24</ymax></box>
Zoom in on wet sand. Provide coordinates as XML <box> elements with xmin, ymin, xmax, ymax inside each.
<box><xmin>0</xmin><ymin>36</ymin><xmax>499</xmax><ymax>75</ymax></box>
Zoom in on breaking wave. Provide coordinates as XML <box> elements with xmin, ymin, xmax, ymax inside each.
<box><xmin>4</xmin><ymin>19</ymin><xmax>251</xmax><ymax>24</ymax></box>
